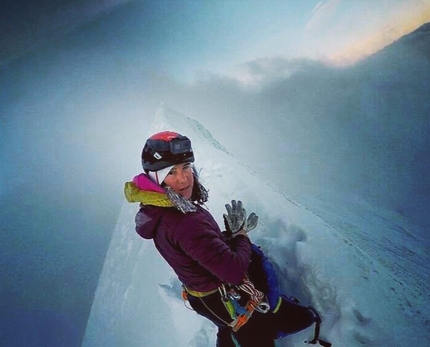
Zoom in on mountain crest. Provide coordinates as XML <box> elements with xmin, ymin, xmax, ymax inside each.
<box><xmin>151</xmin><ymin>104</ymin><xmax>230</xmax><ymax>156</ymax></box>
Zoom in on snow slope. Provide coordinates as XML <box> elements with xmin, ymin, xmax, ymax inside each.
<box><xmin>82</xmin><ymin>106</ymin><xmax>430</xmax><ymax>347</ymax></box>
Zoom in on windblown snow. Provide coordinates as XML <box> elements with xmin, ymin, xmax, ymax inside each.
<box><xmin>82</xmin><ymin>106</ymin><xmax>430</xmax><ymax>347</ymax></box>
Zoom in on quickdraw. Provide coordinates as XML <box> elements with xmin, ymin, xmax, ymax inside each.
<box><xmin>219</xmin><ymin>277</ymin><xmax>270</xmax><ymax>332</ymax></box>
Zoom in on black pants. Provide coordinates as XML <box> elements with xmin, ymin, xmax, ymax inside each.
<box><xmin>188</xmin><ymin>290</ymin><xmax>275</xmax><ymax>347</ymax></box>
<box><xmin>188</xmin><ymin>292</ymin><xmax>315</xmax><ymax>347</ymax></box>
<box><xmin>271</xmin><ymin>295</ymin><xmax>316</xmax><ymax>338</ymax></box>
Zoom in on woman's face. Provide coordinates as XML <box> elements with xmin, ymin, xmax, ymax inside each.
<box><xmin>163</xmin><ymin>162</ymin><xmax>194</xmax><ymax>199</ymax></box>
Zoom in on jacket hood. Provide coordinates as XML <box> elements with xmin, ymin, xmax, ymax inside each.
<box><xmin>133</xmin><ymin>173</ymin><xmax>165</xmax><ymax>193</ymax></box>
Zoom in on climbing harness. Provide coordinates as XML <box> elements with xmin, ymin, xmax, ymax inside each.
<box><xmin>182</xmin><ymin>284</ymin><xmax>233</xmax><ymax>327</ymax></box>
<box><xmin>182</xmin><ymin>278</ymin><xmax>270</xmax><ymax>333</ymax></box>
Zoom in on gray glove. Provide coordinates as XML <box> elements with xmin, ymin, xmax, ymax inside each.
<box><xmin>223</xmin><ymin>200</ymin><xmax>258</xmax><ymax>238</ymax></box>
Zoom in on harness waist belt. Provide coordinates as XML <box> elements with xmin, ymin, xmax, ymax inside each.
<box><xmin>184</xmin><ymin>286</ymin><xmax>218</xmax><ymax>297</ymax></box>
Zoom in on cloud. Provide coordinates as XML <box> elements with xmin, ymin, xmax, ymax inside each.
<box><xmin>207</xmin><ymin>54</ymin><xmax>340</xmax><ymax>90</ymax></box>
<box><xmin>145</xmin><ymin>28</ymin><xmax>430</xmax><ymax>222</ymax></box>
<box><xmin>228</xmin><ymin>57</ymin><xmax>308</xmax><ymax>88</ymax></box>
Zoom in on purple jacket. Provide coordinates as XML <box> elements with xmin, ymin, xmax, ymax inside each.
<box><xmin>135</xmin><ymin>204</ymin><xmax>252</xmax><ymax>292</ymax></box>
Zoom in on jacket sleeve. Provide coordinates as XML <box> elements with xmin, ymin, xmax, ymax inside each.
<box><xmin>178</xmin><ymin>214</ymin><xmax>252</xmax><ymax>285</ymax></box>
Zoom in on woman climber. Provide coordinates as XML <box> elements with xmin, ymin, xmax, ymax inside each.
<box><xmin>124</xmin><ymin>131</ymin><xmax>329</xmax><ymax>347</ymax></box>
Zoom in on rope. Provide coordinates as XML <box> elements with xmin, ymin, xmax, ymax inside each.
<box><xmin>237</xmin><ymin>278</ymin><xmax>270</xmax><ymax>313</ymax></box>
<box><xmin>197</xmin><ymin>290</ymin><xmax>233</xmax><ymax>327</ymax></box>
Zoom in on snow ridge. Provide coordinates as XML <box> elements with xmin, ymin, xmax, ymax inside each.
<box><xmin>82</xmin><ymin>106</ymin><xmax>429</xmax><ymax>347</ymax></box>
